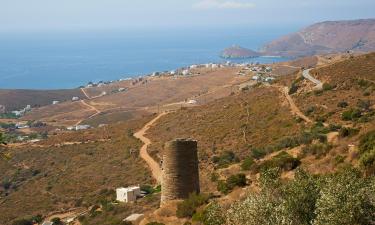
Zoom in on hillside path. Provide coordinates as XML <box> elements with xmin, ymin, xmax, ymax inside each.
<box><xmin>302</xmin><ymin>69</ymin><xmax>323</xmax><ymax>90</ymax></box>
<box><xmin>279</xmin><ymin>86</ymin><xmax>313</xmax><ymax>124</ymax></box>
<box><xmin>80</xmin><ymin>88</ymin><xmax>91</xmax><ymax>99</ymax></box>
<box><xmin>134</xmin><ymin>113</ymin><xmax>167</xmax><ymax>184</ymax></box>
<box><xmin>75</xmin><ymin>100</ymin><xmax>101</xmax><ymax>126</ymax></box>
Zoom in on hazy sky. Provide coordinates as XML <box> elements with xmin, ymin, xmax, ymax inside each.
<box><xmin>1</xmin><ymin>0</ymin><xmax>375</xmax><ymax>32</ymax></box>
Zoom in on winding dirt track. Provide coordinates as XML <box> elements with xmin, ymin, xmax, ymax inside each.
<box><xmin>280</xmin><ymin>86</ymin><xmax>313</xmax><ymax>123</ymax></box>
<box><xmin>134</xmin><ymin>113</ymin><xmax>167</xmax><ymax>184</ymax></box>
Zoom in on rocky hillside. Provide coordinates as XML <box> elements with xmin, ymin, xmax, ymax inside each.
<box><xmin>261</xmin><ymin>19</ymin><xmax>375</xmax><ymax>57</ymax></box>
<box><xmin>221</xmin><ymin>46</ymin><xmax>260</xmax><ymax>59</ymax></box>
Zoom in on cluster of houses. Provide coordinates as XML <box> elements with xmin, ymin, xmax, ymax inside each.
<box><xmin>11</xmin><ymin>105</ymin><xmax>31</xmax><ymax>117</ymax></box>
<box><xmin>0</xmin><ymin>105</ymin><xmax>5</xmax><ymax>114</ymax></box>
<box><xmin>66</xmin><ymin>124</ymin><xmax>91</xmax><ymax>131</ymax></box>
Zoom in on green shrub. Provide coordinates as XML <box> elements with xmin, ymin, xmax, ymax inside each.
<box><xmin>51</xmin><ymin>217</ymin><xmax>63</xmax><ymax>225</ymax></box>
<box><xmin>260</xmin><ymin>151</ymin><xmax>301</xmax><ymax>172</ymax></box>
<box><xmin>226</xmin><ymin>174</ymin><xmax>247</xmax><ymax>188</ymax></box>
<box><xmin>217</xmin><ymin>180</ymin><xmax>230</xmax><ymax>194</ymax></box>
<box><xmin>342</xmin><ymin>108</ymin><xmax>362</xmax><ymax>121</ymax></box>
<box><xmin>358</xmin><ymin>130</ymin><xmax>375</xmax><ymax>173</ymax></box>
<box><xmin>176</xmin><ymin>193</ymin><xmax>210</xmax><ymax>218</ymax></box>
<box><xmin>251</xmin><ymin>148</ymin><xmax>267</xmax><ymax>159</ymax></box>
<box><xmin>322</xmin><ymin>83</ymin><xmax>335</xmax><ymax>91</ymax></box>
<box><xmin>337</xmin><ymin>101</ymin><xmax>348</xmax><ymax>108</ymax></box>
<box><xmin>339</xmin><ymin>127</ymin><xmax>359</xmax><ymax>138</ymax></box>
<box><xmin>210</xmin><ymin>172</ymin><xmax>219</xmax><ymax>182</ymax></box>
<box><xmin>212</xmin><ymin>151</ymin><xmax>238</xmax><ymax>168</ymax></box>
<box><xmin>357</xmin><ymin>99</ymin><xmax>371</xmax><ymax>111</ymax></box>
<box><xmin>201</xmin><ymin>202</ymin><xmax>225</xmax><ymax>225</ymax></box>
<box><xmin>217</xmin><ymin>174</ymin><xmax>247</xmax><ymax>194</ymax></box>
<box><xmin>12</xmin><ymin>219</ymin><xmax>33</xmax><ymax>225</ymax></box>
<box><xmin>241</xmin><ymin>157</ymin><xmax>254</xmax><ymax>170</ymax></box>
<box><xmin>302</xmin><ymin>143</ymin><xmax>332</xmax><ymax>158</ymax></box>
<box><xmin>289</xmin><ymin>83</ymin><xmax>299</xmax><ymax>95</ymax></box>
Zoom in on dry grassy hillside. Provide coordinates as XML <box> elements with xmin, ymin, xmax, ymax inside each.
<box><xmin>293</xmin><ymin>52</ymin><xmax>375</xmax><ymax>124</ymax></box>
<box><xmin>23</xmin><ymin>67</ymin><xmax>246</xmax><ymax>126</ymax></box>
<box><xmin>0</xmin><ymin>89</ymin><xmax>86</xmax><ymax>111</ymax></box>
<box><xmin>0</xmin><ymin>117</ymin><xmax>157</xmax><ymax>225</ymax></box>
<box><xmin>146</xmin><ymin>86</ymin><xmax>303</xmax><ymax>190</ymax></box>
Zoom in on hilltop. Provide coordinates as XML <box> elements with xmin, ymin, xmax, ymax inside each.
<box><xmin>220</xmin><ymin>46</ymin><xmax>260</xmax><ymax>59</ymax></box>
<box><xmin>262</xmin><ymin>19</ymin><xmax>375</xmax><ymax>57</ymax></box>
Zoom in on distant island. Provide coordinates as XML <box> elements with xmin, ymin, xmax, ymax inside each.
<box><xmin>220</xmin><ymin>45</ymin><xmax>261</xmax><ymax>59</ymax></box>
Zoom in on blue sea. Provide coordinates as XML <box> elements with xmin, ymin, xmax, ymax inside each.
<box><xmin>0</xmin><ymin>27</ymin><xmax>296</xmax><ymax>89</ymax></box>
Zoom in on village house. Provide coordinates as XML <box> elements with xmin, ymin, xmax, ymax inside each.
<box><xmin>0</xmin><ymin>105</ymin><xmax>5</xmax><ymax>114</ymax></box>
<box><xmin>182</xmin><ymin>69</ymin><xmax>189</xmax><ymax>76</ymax></box>
<box><xmin>72</xmin><ymin>97</ymin><xmax>80</xmax><ymax>101</ymax></box>
<box><xmin>52</xmin><ymin>100</ymin><xmax>60</xmax><ymax>105</ymax></box>
<box><xmin>15</xmin><ymin>122</ymin><xmax>30</xmax><ymax>129</ymax></box>
<box><xmin>116</xmin><ymin>186</ymin><xmax>141</xmax><ymax>203</ymax></box>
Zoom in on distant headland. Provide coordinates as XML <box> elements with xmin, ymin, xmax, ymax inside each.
<box><xmin>220</xmin><ymin>45</ymin><xmax>261</xmax><ymax>59</ymax></box>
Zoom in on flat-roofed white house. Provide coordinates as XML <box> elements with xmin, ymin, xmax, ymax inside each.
<box><xmin>116</xmin><ymin>186</ymin><xmax>141</xmax><ymax>203</ymax></box>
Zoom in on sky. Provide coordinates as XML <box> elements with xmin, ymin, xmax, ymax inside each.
<box><xmin>0</xmin><ymin>0</ymin><xmax>375</xmax><ymax>33</ymax></box>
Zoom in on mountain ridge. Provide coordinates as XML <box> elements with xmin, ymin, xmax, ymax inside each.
<box><xmin>261</xmin><ymin>18</ymin><xmax>375</xmax><ymax>57</ymax></box>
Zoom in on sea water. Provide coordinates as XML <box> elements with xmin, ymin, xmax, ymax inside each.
<box><xmin>0</xmin><ymin>26</ymin><xmax>296</xmax><ymax>89</ymax></box>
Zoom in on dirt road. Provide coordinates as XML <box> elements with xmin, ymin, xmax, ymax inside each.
<box><xmin>134</xmin><ymin>113</ymin><xmax>167</xmax><ymax>184</ymax></box>
<box><xmin>302</xmin><ymin>69</ymin><xmax>323</xmax><ymax>90</ymax></box>
<box><xmin>280</xmin><ymin>86</ymin><xmax>313</xmax><ymax>123</ymax></box>
<box><xmin>75</xmin><ymin>100</ymin><xmax>101</xmax><ymax>126</ymax></box>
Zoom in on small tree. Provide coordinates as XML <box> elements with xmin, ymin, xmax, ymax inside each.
<box><xmin>313</xmin><ymin>169</ymin><xmax>375</xmax><ymax>225</ymax></box>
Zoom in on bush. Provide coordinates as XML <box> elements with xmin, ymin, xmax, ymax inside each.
<box><xmin>211</xmin><ymin>151</ymin><xmax>238</xmax><ymax>168</ymax></box>
<box><xmin>227</xmin><ymin>174</ymin><xmax>247</xmax><ymax>188</ymax></box>
<box><xmin>289</xmin><ymin>83</ymin><xmax>299</xmax><ymax>95</ymax></box>
<box><xmin>217</xmin><ymin>174</ymin><xmax>247</xmax><ymax>194</ymax></box>
<box><xmin>342</xmin><ymin>108</ymin><xmax>362</xmax><ymax>121</ymax></box>
<box><xmin>251</xmin><ymin>148</ymin><xmax>267</xmax><ymax>159</ymax></box>
<box><xmin>51</xmin><ymin>217</ymin><xmax>63</xmax><ymax>225</ymax></box>
<box><xmin>241</xmin><ymin>157</ymin><xmax>254</xmax><ymax>170</ymax></box>
<box><xmin>217</xmin><ymin>180</ymin><xmax>231</xmax><ymax>194</ymax></box>
<box><xmin>260</xmin><ymin>151</ymin><xmax>301</xmax><ymax>172</ymax></box>
<box><xmin>12</xmin><ymin>219</ymin><xmax>33</xmax><ymax>225</ymax></box>
<box><xmin>314</xmin><ymin>169</ymin><xmax>375</xmax><ymax>225</ymax></box>
<box><xmin>225</xmin><ymin>168</ymin><xmax>375</xmax><ymax>225</ymax></box>
<box><xmin>339</xmin><ymin>127</ymin><xmax>359</xmax><ymax>138</ymax></box>
<box><xmin>176</xmin><ymin>193</ymin><xmax>210</xmax><ymax>218</ymax></box>
<box><xmin>302</xmin><ymin>143</ymin><xmax>332</xmax><ymax>158</ymax></box>
<box><xmin>322</xmin><ymin>82</ymin><xmax>335</xmax><ymax>91</ymax></box>
<box><xmin>357</xmin><ymin>99</ymin><xmax>371</xmax><ymax>111</ymax></box>
<box><xmin>337</xmin><ymin>101</ymin><xmax>348</xmax><ymax>108</ymax></box>
<box><xmin>358</xmin><ymin>130</ymin><xmax>375</xmax><ymax>173</ymax></box>
<box><xmin>201</xmin><ymin>202</ymin><xmax>225</xmax><ymax>225</ymax></box>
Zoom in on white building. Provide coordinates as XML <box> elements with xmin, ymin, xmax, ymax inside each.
<box><xmin>187</xmin><ymin>99</ymin><xmax>197</xmax><ymax>105</ymax></box>
<box><xmin>52</xmin><ymin>101</ymin><xmax>60</xmax><ymax>105</ymax></box>
<box><xmin>75</xmin><ymin>125</ymin><xmax>91</xmax><ymax>130</ymax></box>
<box><xmin>15</xmin><ymin>122</ymin><xmax>29</xmax><ymax>129</ymax></box>
<box><xmin>72</xmin><ymin>97</ymin><xmax>80</xmax><ymax>101</ymax></box>
<box><xmin>182</xmin><ymin>70</ymin><xmax>189</xmax><ymax>76</ymax></box>
<box><xmin>252</xmin><ymin>75</ymin><xmax>260</xmax><ymax>81</ymax></box>
<box><xmin>170</xmin><ymin>70</ymin><xmax>176</xmax><ymax>75</ymax></box>
<box><xmin>116</xmin><ymin>186</ymin><xmax>141</xmax><ymax>203</ymax></box>
<box><xmin>0</xmin><ymin>105</ymin><xmax>5</xmax><ymax>114</ymax></box>
<box><xmin>190</xmin><ymin>65</ymin><xmax>198</xmax><ymax>69</ymax></box>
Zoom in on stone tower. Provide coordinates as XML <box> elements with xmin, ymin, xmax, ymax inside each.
<box><xmin>161</xmin><ymin>138</ymin><xmax>200</xmax><ymax>204</ymax></box>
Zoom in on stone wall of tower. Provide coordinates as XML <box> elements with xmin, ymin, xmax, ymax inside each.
<box><xmin>161</xmin><ymin>138</ymin><xmax>200</xmax><ymax>204</ymax></box>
